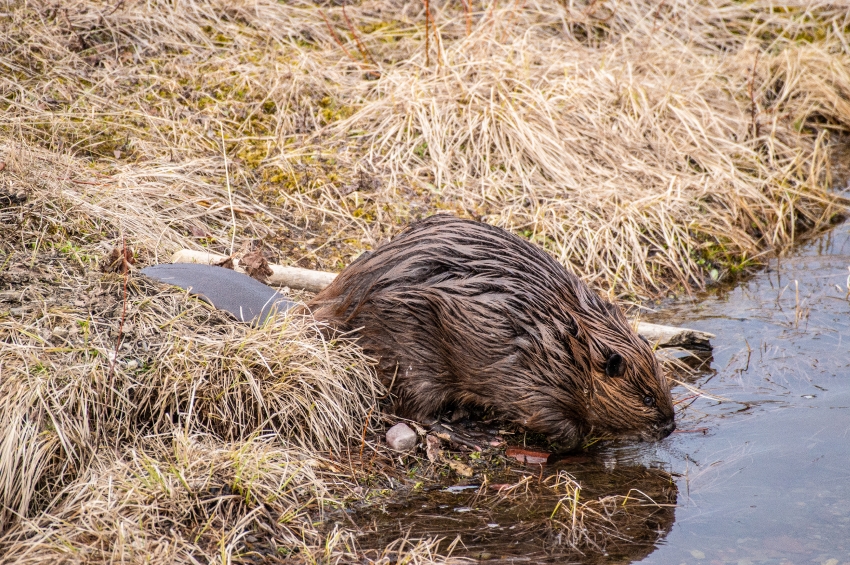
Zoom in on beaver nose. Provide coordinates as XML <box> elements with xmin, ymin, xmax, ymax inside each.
<box><xmin>658</xmin><ymin>419</ymin><xmax>676</xmax><ymax>438</ymax></box>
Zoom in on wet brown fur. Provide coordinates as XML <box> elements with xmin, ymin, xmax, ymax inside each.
<box><xmin>308</xmin><ymin>215</ymin><xmax>675</xmax><ymax>450</ymax></box>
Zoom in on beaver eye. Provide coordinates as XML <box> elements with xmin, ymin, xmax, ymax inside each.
<box><xmin>642</xmin><ymin>395</ymin><xmax>655</xmax><ymax>407</ymax></box>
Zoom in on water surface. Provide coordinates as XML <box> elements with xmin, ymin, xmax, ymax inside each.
<box><xmin>633</xmin><ymin>217</ymin><xmax>850</xmax><ymax>564</ymax></box>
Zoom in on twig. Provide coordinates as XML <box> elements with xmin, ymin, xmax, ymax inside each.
<box><xmin>220</xmin><ymin>125</ymin><xmax>236</xmax><ymax>256</ymax></box>
<box><xmin>359</xmin><ymin>405</ymin><xmax>375</xmax><ymax>462</ymax></box>
<box><xmin>342</xmin><ymin>5</ymin><xmax>376</xmax><ymax>67</ymax></box>
<box><xmin>319</xmin><ymin>9</ymin><xmax>359</xmax><ymax>64</ymax></box>
<box><xmin>103</xmin><ymin>0</ymin><xmax>125</xmax><ymax>17</ymax></box>
<box><xmin>107</xmin><ymin>235</ymin><xmax>130</xmax><ymax>394</ymax></box>
<box><xmin>462</xmin><ymin>0</ymin><xmax>472</xmax><ymax>36</ymax></box>
<box><xmin>428</xmin><ymin>0</ymin><xmax>444</xmax><ymax>66</ymax></box>
<box><xmin>748</xmin><ymin>51</ymin><xmax>761</xmax><ymax>140</ymax></box>
<box><xmin>424</xmin><ymin>0</ymin><xmax>431</xmax><ymax>67</ymax></box>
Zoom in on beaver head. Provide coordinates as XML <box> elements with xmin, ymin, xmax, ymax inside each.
<box><xmin>309</xmin><ymin>215</ymin><xmax>675</xmax><ymax>451</ymax></box>
<box><xmin>499</xmin><ymin>292</ymin><xmax>676</xmax><ymax>450</ymax></box>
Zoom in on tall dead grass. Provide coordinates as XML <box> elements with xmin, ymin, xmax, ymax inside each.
<box><xmin>1</xmin><ymin>433</ymin><xmax>463</xmax><ymax>564</ymax></box>
<box><xmin>322</xmin><ymin>0</ymin><xmax>850</xmax><ymax>295</ymax></box>
<box><xmin>2</xmin><ymin>0</ymin><xmax>848</xmax><ymax>295</ymax></box>
<box><xmin>1</xmin><ymin>0</ymin><xmax>849</xmax><ymax>561</ymax></box>
<box><xmin>0</xmin><ymin>144</ymin><xmax>383</xmax><ymax>551</ymax></box>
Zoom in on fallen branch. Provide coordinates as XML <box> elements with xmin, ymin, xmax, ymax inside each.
<box><xmin>634</xmin><ymin>322</ymin><xmax>715</xmax><ymax>351</ymax></box>
<box><xmin>169</xmin><ymin>249</ymin><xmax>714</xmax><ymax>350</ymax></box>
<box><xmin>170</xmin><ymin>249</ymin><xmax>336</xmax><ymax>293</ymax></box>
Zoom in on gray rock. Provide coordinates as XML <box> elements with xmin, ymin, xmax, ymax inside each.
<box><xmin>386</xmin><ymin>423</ymin><xmax>417</xmax><ymax>451</ymax></box>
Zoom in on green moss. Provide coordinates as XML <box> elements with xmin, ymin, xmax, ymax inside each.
<box><xmin>235</xmin><ymin>141</ymin><xmax>269</xmax><ymax>169</ymax></box>
<box><xmin>318</xmin><ymin>96</ymin><xmax>354</xmax><ymax>124</ymax></box>
<box><xmin>413</xmin><ymin>140</ymin><xmax>429</xmax><ymax>159</ymax></box>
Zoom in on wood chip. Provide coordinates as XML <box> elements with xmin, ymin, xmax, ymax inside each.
<box><xmin>505</xmin><ymin>447</ymin><xmax>551</xmax><ymax>465</ymax></box>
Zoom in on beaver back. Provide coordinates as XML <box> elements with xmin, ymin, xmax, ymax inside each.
<box><xmin>308</xmin><ymin>215</ymin><xmax>675</xmax><ymax>450</ymax></box>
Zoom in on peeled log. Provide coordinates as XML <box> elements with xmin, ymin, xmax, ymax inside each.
<box><xmin>169</xmin><ymin>249</ymin><xmax>713</xmax><ymax>350</ymax></box>
<box><xmin>170</xmin><ymin>249</ymin><xmax>336</xmax><ymax>293</ymax></box>
<box><xmin>635</xmin><ymin>321</ymin><xmax>715</xmax><ymax>351</ymax></box>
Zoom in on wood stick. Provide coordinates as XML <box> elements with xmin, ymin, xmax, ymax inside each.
<box><xmin>169</xmin><ymin>249</ymin><xmax>714</xmax><ymax>350</ymax></box>
<box><xmin>634</xmin><ymin>322</ymin><xmax>715</xmax><ymax>351</ymax></box>
<box><xmin>170</xmin><ymin>249</ymin><xmax>337</xmax><ymax>293</ymax></box>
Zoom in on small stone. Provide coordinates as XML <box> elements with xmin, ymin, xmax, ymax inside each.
<box><xmin>690</xmin><ymin>549</ymin><xmax>705</xmax><ymax>559</ymax></box>
<box><xmin>125</xmin><ymin>360</ymin><xmax>139</xmax><ymax>371</ymax></box>
<box><xmin>386</xmin><ymin>423</ymin><xmax>417</xmax><ymax>451</ymax></box>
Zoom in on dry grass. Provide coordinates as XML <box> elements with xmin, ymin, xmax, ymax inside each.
<box><xmin>1</xmin><ymin>0</ymin><xmax>849</xmax><ymax>561</ymax></box>
<box><xmin>545</xmin><ymin>469</ymin><xmax>673</xmax><ymax>552</ymax></box>
<box><xmin>2</xmin><ymin>0</ymin><xmax>849</xmax><ymax>295</ymax></box>
<box><xmin>1</xmin><ymin>432</ymin><xmax>464</xmax><ymax>564</ymax></box>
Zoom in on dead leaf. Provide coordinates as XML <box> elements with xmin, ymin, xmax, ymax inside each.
<box><xmin>425</xmin><ymin>434</ymin><xmax>442</xmax><ymax>463</ymax></box>
<box><xmin>101</xmin><ymin>245</ymin><xmax>135</xmax><ymax>274</ymax></box>
<box><xmin>240</xmin><ymin>250</ymin><xmax>273</xmax><ymax>282</ymax></box>
<box><xmin>214</xmin><ymin>256</ymin><xmax>235</xmax><ymax>270</ymax></box>
<box><xmin>447</xmin><ymin>459</ymin><xmax>474</xmax><ymax>478</ymax></box>
<box><xmin>0</xmin><ymin>162</ymin><xmax>6</xmax><ymax>172</ymax></box>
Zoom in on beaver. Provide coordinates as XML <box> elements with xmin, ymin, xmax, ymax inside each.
<box><xmin>307</xmin><ymin>215</ymin><xmax>675</xmax><ymax>450</ymax></box>
<box><xmin>143</xmin><ymin>215</ymin><xmax>675</xmax><ymax>450</ymax></box>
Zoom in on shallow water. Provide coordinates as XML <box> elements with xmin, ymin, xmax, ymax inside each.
<box><xmin>351</xmin><ymin>217</ymin><xmax>850</xmax><ymax>563</ymax></box>
<box><xmin>632</xmin><ymin>218</ymin><xmax>850</xmax><ymax>564</ymax></box>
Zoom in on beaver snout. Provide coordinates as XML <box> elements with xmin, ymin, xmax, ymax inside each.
<box><xmin>647</xmin><ymin>418</ymin><xmax>676</xmax><ymax>441</ymax></box>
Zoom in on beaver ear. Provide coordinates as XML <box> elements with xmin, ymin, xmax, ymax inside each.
<box><xmin>605</xmin><ymin>353</ymin><xmax>626</xmax><ymax>378</ymax></box>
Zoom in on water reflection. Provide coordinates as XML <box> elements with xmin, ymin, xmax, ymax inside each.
<box><xmin>635</xmin><ymin>217</ymin><xmax>850</xmax><ymax>564</ymax></box>
<box><xmin>350</xmin><ymin>462</ymin><xmax>677</xmax><ymax>564</ymax></box>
